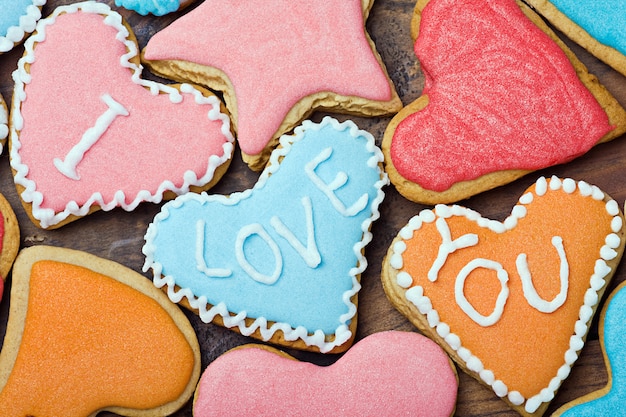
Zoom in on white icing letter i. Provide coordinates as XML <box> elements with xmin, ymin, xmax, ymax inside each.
<box><xmin>54</xmin><ymin>93</ymin><xmax>129</xmax><ymax>180</ymax></box>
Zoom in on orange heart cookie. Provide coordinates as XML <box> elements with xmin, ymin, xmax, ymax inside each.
<box><xmin>0</xmin><ymin>246</ymin><xmax>201</xmax><ymax>416</ymax></box>
<box><xmin>382</xmin><ymin>176</ymin><xmax>625</xmax><ymax>417</ymax></box>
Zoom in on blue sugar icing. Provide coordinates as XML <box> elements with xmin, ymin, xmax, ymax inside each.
<box><xmin>560</xmin><ymin>283</ymin><xmax>626</xmax><ymax>416</ymax></box>
<box><xmin>114</xmin><ymin>0</ymin><xmax>181</xmax><ymax>16</ymax></box>
<box><xmin>145</xmin><ymin>117</ymin><xmax>385</xmax><ymax>335</ymax></box>
<box><xmin>0</xmin><ymin>0</ymin><xmax>35</xmax><ymax>36</ymax></box>
<box><xmin>550</xmin><ymin>0</ymin><xmax>626</xmax><ymax>55</ymax></box>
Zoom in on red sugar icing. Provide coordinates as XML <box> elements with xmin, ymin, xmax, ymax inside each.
<box><xmin>390</xmin><ymin>0</ymin><xmax>613</xmax><ymax>192</ymax></box>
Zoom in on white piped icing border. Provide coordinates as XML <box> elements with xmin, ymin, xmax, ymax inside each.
<box><xmin>9</xmin><ymin>2</ymin><xmax>235</xmax><ymax>228</ymax></box>
<box><xmin>389</xmin><ymin>176</ymin><xmax>623</xmax><ymax>414</ymax></box>
<box><xmin>0</xmin><ymin>96</ymin><xmax>7</xmax><ymax>143</ymax></box>
<box><xmin>143</xmin><ymin>116</ymin><xmax>388</xmax><ymax>353</ymax></box>
<box><xmin>0</xmin><ymin>0</ymin><xmax>45</xmax><ymax>53</ymax></box>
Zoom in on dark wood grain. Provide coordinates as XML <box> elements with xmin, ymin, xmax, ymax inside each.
<box><xmin>0</xmin><ymin>0</ymin><xmax>624</xmax><ymax>416</ymax></box>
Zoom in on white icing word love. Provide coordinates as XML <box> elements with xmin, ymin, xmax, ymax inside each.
<box><xmin>195</xmin><ymin>147</ymin><xmax>368</xmax><ymax>285</ymax></box>
<box><xmin>428</xmin><ymin>217</ymin><xmax>569</xmax><ymax>326</ymax></box>
<box><xmin>143</xmin><ymin>116</ymin><xmax>387</xmax><ymax>353</ymax></box>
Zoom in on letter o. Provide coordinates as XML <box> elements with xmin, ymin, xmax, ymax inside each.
<box><xmin>455</xmin><ymin>258</ymin><xmax>509</xmax><ymax>327</ymax></box>
<box><xmin>236</xmin><ymin>224</ymin><xmax>282</xmax><ymax>285</ymax></box>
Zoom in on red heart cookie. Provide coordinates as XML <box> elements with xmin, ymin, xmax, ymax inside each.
<box><xmin>382</xmin><ymin>176</ymin><xmax>625</xmax><ymax>416</ymax></box>
<box><xmin>382</xmin><ymin>0</ymin><xmax>626</xmax><ymax>204</ymax></box>
<box><xmin>0</xmin><ymin>246</ymin><xmax>201</xmax><ymax>416</ymax></box>
<box><xmin>10</xmin><ymin>2</ymin><xmax>234</xmax><ymax>229</ymax></box>
<box><xmin>193</xmin><ymin>331</ymin><xmax>458</xmax><ymax>417</ymax></box>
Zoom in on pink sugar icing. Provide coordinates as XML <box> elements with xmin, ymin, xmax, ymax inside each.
<box><xmin>12</xmin><ymin>5</ymin><xmax>233</xmax><ymax>227</ymax></box>
<box><xmin>193</xmin><ymin>331</ymin><xmax>458</xmax><ymax>417</ymax></box>
<box><xmin>389</xmin><ymin>0</ymin><xmax>613</xmax><ymax>192</ymax></box>
<box><xmin>143</xmin><ymin>0</ymin><xmax>393</xmax><ymax>156</ymax></box>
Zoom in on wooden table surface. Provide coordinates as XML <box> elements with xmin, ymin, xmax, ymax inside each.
<box><xmin>0</xmin><ymin>0</ymin><xmax>624</xmax><ymax>415</ymax></box>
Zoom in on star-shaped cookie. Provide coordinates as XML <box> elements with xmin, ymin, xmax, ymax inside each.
<box><xmin>143</xmin><ymin>0</ymin><xmax>401</xmax><ymax>170</ymax></box>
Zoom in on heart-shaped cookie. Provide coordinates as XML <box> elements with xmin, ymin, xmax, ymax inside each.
<box><xmin>193</xmin><ymin>331</ymin><xmax>458</xmax><ymax>417</ymax></box>
<box><xmin>525</xmin><ymin>0</ymin><xmax>626</xmax><ymax>77</ymax></box>
<box><xmin>10</xmin><ymin>1</ymin><xmax>234</xmax><ymax>229</ymax></box>
<box><xmin>552</xmin><ymin>279</ymin><xmax>626</xmax><ymax>416</ymax></box>
<box><xmin>0</xmin><ymin>192</ymin><xmax>20</xmax><ymax>293</ymax></box>
<box><xmin>0</xmin><ymin>0</ymin><xmax>45</xmax><ymax>53</ymax></box>
<box><xmin>382</xmin><ymin>0</ymin><xmax>626</xmax><ymax>205</ymax></box>
<box><xmin>114</xmin><ymin>0</ymin><xmax>196</xmax><ymax>16</ymax></box>
<box><xmin>0</xmin><ymin>245</ymin><xmax>201</xmax><ymax>416</ymax></box>
<box><xmin>382</xmin><ymin>176</ymin><xmax>625</xmax><ymax>416</ymax></box>
<box><xmin>142</xmin><ymin>0</ymin><xmax>402</xmax><ymax>170</ymax></box>
<box><xmin>143</xmin><ymin>116</ymin><xmax>388</xmax><ymax>353</ymax></box>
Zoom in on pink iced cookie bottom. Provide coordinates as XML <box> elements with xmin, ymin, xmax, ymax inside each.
<box><xmin>194</xmin><ymin>331</ymin><xmax>458</xmax><ymax>417</ymax></box>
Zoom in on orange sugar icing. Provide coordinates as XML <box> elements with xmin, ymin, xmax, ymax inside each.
<box><xmin>0</xmin><ymin>260</ymin><xmax>195</xmax><ymax>416</ymax></box>
<box><xmin>400</xmin><ymin>183</ymin><xmax>616</xmax><ymax>398</ymax></box>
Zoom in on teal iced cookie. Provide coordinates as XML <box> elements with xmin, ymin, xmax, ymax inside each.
<box><xmin>143</xmin><ymin>116</ymin><xmax>388</xmax><ymax>354</ymax></box>
<box><xmin>114</xmin><ymin>0</ymin><xmax>194</xmax><ymax>16</ymax></box>
<box><xmin>524</xmin><ymin>0</ymin><xmax>626</xmax><ymax>76</ymax></box>
<box><xmin>0</xmin><ymin>0</ymin><xmax>45</xmax><ymax>53</ymax></box>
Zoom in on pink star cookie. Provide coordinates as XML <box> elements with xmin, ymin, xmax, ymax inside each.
<box><xmin>143</xmin><ymin>0</ymin><xmax>401</xmax><ymax>170</ymax></box>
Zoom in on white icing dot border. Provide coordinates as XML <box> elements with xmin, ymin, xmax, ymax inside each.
<box><xmin>9</xmin><ymin>2</ymin><xmax>235</xmax><ymax>229</ymax></box>
<box><xmin>143</xmin><ymin>116</ymin><xmax>388</xmax><ymax>353</ymax></box>
<box><xmin>390</xmin><ymin>175</ymin><xmax>622</xmax><ymax>414</ymax></box>
<box><xmin>0</xmin><ymin>0</ymin><xmax>46</xmax><ymax>53</ymax></box>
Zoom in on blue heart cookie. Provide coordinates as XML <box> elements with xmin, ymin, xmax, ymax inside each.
<box><xmin>525</xmin><ymin>0</ymin><xmax>626</xmax><ymax>76</ymax></box>
<box><xmin>0</xmin><ymin>0</ymin><xmax>45</xmax><ymax>53</ymax></box>
<box><xmin>143</xmin><ymin>116</ymin><xmax>388</xmax><ymax>353</ymax></box>
<box><xmin>114</xmin><ymin>0</ymin><xmax>192</xmax><ymax>16</ymax></box>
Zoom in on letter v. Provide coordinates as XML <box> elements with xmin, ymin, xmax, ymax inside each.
<box><xmin>271</xmin><ymin>196</ymin><xmax>321</xmax><ymax>268</ymax></box>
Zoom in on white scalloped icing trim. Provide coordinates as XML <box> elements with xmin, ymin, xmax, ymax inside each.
<box><xmin>0</xmin><ymin>0</ymin><xmax>45</xmax><ymax>53</ymax></box>
<box><xmin>9</xmin><ymin>1</ymin><xmax>235</xmax><ymax>229</ymax></box>
<box><xmin>143</xmin><ymin>116</ymin><xmax>388</xmax><ymax>353</ymax></box>
<box><xmin>0</xmin><ymin>96</ymin><xmax>7</xmax><ymax>142</ymax></box>
<box><xmin>388</xmin><ymin>175</ymin><xmax>623</xmax><ymax>414</ymax></box>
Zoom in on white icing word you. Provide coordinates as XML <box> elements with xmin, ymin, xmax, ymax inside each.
<box><xmin>54</xmin><ymin>93</ymin><xmax>129</xmax><ymax>180</ymax></box>
<box><xmin>195</xmin><ymin>147</ymin><xmax>369</xmax><ymax>285</ymax></box>
<box><xmin>430</xmin><ymin>217</ymin><xmax>569</xmax><ymax>327</ymax></box>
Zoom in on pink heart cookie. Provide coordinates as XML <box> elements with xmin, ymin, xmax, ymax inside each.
<box><xmin>193</xmin><ymin>331</ymin><xmax>458</xmax><ymax>417</ymax></box>
<box><xmin>142</xmin><ymin>0</ymin><xmax>402</xmax><ymax>170</ymax></box>
<box><xmin>382</xmin><ymin>0</ymin><xmax>626</xmax><ymax>205</ymax></box>
<box><xmin>10</xmin><ymin>2</ymin><xmax>234</xmax><ymax>229</ymax></box>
